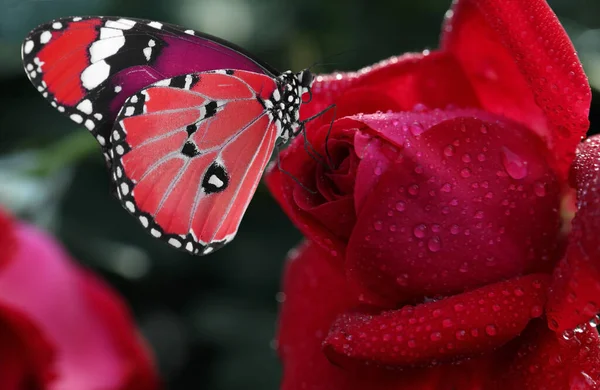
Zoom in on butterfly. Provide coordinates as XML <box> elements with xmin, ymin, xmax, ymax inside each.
<box><xmin>21</xmin><ymin>16</ymin><xmax>315</xmax><ymax>255</ymax></box>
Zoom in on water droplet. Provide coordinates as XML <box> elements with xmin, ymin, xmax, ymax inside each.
<box><xmin>389</xmin><ymin>224</ymin><xmax>397</xmax><ymax>232</ymax></box>
<box><xmin>374</xmin><ymin>221</ymin><xmax>383</xmax><ymax>231</ymax></box>
<box><xmin>480</xmin><ymin>125</ymin><xmax>488</xmax><ymax>134</ymax></box>
<box><xmin>276</xmin><ymin>292</ymin><xmax>286</xmax><ymax>302</ymax></box>
<box><xmin>450</xmin><ymin>225</ymin><xmax>460</xmax><ymax>235</ymax></box>
<box><xmin>410</xmin><ymin>122</ymin><xmax>425</xmax><ymax>136</ymax></box>
<box><xmin>474</xmin><ymin>210</ymin><xmax>484</xmax><ymax>219</ymax></box>
<box><xmin>430</xmin><ymin>332</ymin><xmax>442</xmax><ymax>341</ymax></box>
<box><xmin>443</xmin><ymin>145</ymin><xmax>455</xmax><ymax>157</ymax></box>
<box><xmin>441</xmin><ymin>183</ymin><xmax>452</xmax><ymax>192</ymax></box>
<box><xmin>514</xmin><ymin>287</ymin><xmax>524</xmax><ymax>297</ymax></box>
<box><xmin>562</xmin><ymin>329</ymin><xmax>574</xmax><ymax>340</ymax></box>
<box><xmin>477</xmin><ymin>153</ymin><xmax>486</xmax><ymax>162</ymax></box>
<box><xmin>413</xmin><ymin>224</ymin><xmax>427</xmax><ymax>238</ymax></box>
<box><xmin>502</xmin><ymin>147</ymin><xmax>528</xmax><ymax>179</ymax></box>
<box><xmin>459</xmin><ymin>263</ymin><xmax>469</xmax><ymax>273</ymax></box>
<box><xmin>455</xmin><ymin>330</ymin><xmax>466</xmax><ymax>340</ymax></box>
<box><xmin>395</xmin><ymin>201</ymin><xmax>406</xmax><ymax>211</ymax></box>
<box><xmin>442</xmin><ymin>319</ymin><xmax>453</xmax><ymax>328</ymax></box>
<box><xmin>485</xmin><ymin>324</ymin><xmax>497</xmax><ymax>336</ymax></box>
<box><xmin>454</xmin><ymin>303</ymin><xmax>465</xmax><ymax>312</ymax></box>
<box><xmin>382</xmin><ymin>334</ymin><xmax>391</xmax><ymax>341</ymax></box>
<box><xmin>396</xmin><ymin>274</ymin><xmax>409</xmax><ymax>286</ymax></box>
<box><xmin>414</xmin><ymin>165</ymin><xmax>424</xmax><ymax>174</ymax></box>
<box><xmin>530</xmin><ymin>305</ymin><xmax>543</xmax><ymax>318</ymax></box>
<box><xmin>432</xmin><ymin>309</ymin><xmax>442</xmax><ymax>318</ymax></box>
<box><xmin>534</xmin><ymin>182</ymin><xmax>546</xmax><ymax>197</ymax></box>
<box><xmin>407</xmin><ymin>339</ymin><xmax>417</xmax><ymax>348</ymax></box>
<box><xmin>460</xmin><ymin>168</ymin><xmax>471</xmax><ymax>178</ymax></box>
<box><xmin>492</xmin><ymin>304</ymin><xmax>501</xmax><ymax>312</ymax></box>
<box><xmin>485</xmin><ymin>192</ymin><xmax>493</xmax><ymax>199</ymax></box>
<box><xmin>431</xmin><ymin>224</ymin><xmax>441</xmax><ymax>233</ymax></box>
<box><xmin>428</xmin><ymin>236</ymin><xmax>441</xmax><ymax>252</ymax></box>
<box><xmin>462</xmin><ymin>154</ymin><xmax>472</xmax><ymax>163</ymax></box>
<box><xmin>471</xmin><ymin>328</ymin><xmax>479</xmax><ymax>337</ymax></box>
<box><xmin>408</xmin><ymin>184</ymin><xmax>420</xmax><ymax>196</ymax></box>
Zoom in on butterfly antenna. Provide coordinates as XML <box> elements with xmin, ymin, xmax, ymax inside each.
<box><xmin>275</xmin><ymin>143</ymin><xmax>317</xmax><ymax>195</ymax></box>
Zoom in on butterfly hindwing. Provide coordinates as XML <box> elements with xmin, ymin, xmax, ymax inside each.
<box><xmin>21</xmin><ymin>16</ymin><xmax>279</xmax><ymax>165</ymax></box>
<box><xmin>110</xmin><ymin>70</ymin><xmax>281</xmax><ymax>255</ymax></box>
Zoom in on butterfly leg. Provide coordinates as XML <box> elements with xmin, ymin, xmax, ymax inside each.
<box><xmin>295</xmin><ymin>104</ymin><xmax>337</xmax><ymax>170</ymax></box>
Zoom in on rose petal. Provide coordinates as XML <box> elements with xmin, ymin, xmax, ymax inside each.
<box><xmin>547</xmin><ymin>136</ymin><xmax>600</xmax><ymax>333</ymax></box>
<box><xmin>0</xmin><ymin>209</ymin><xmax>16</xmax><ymax>268</ymax></box>
<box><xmin>0</xmin><ymin>303</ymin><xmax>55</xmax><ymax>389</ymax></box>
<box><xmin>77</xmin><ymin>269</ymin><xmax>160</xmax><ymax>390</ymax></box>
<box><xmin>347</xmin><ymin>113</ymin><xmax>561</xmax><ymax>303</ymax></box>
<box><xmin>302</xmin><ymin>51</ymin><xmax>481</xmax><ymax>129</ymax></box>
<box><xmin>266</xmin><ymin>120</ymin><xmax>366</xmax><ymax>259</ymax></box>
<box><xmin>0</xmin><ymin>222</ymin><xmax>158</xmax><ymax>390</ymax></box>
<box><xmin>324</xmin><ymin>274</ymin><xmax>549</xmax><ymax>368</ymax></box>
<box><xmin>502</xmin><ymin>320</ymin><xmax>600</xmax><ymax>388</ymax></box>
<box><xmin>277</xmin><ymin>240</ymin><xmax>493</xmax><ymax>390</ymax></box>
<box><xmin>442</xmin><ymin>0</ymin><xmax>591</xmax><ymax>179</ymax></box>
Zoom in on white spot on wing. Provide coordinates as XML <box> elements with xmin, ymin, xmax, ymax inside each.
<box><xmin>90</xmin><ymin>32</ymin><xmax>125</xmax><ymax>62</ymax></box>
<box><xmin>85</xmin><ymin>120</ymin><xmax>95</xmax><ymax>130</ymax></box>
<box><xmin>130</xmin><ymin>95</ymin><xmax>138</xmax><ymax>103</ymax></box>
<box><xmin>143</xmin><ymin>47</ymin><xmax>152</xmax><ymax>61</ymax></box>
<box><xmin>120</xmin><ymin>182</ymin><xmax>129</xmax><ymax>195</ymax></box>
<box><xmin>23</xmin><ymin>40</ymin><xmax>34</xmax><ymax>54</ymax></box>
<box><xmin>151</xmin><ymin>228</ymin><xmax>161</xmax><ymax>237</ymax></box>
<box><xmin>114</xmin><ymin>85</ymin><xmax>122</xmax><ymax>93</ymax></box>
<box><xmin>184</xmin><ymin>29</ymin><xmax>194</xmax><ymax>35</ymax></box>
<box><xmin>39</xmin><ymin>31</ymin><xmax>52</xmax><ymax>44</ymax></box>
<box><xmin>147</xmin><ymin>21</ymin><xmax>163</xmax><ymax>29</ymax></box>
<box><xmin>154</xmin><ymin>79</ymin><xmax>171</xmax><ymax>86</ymax></box>
<box><xmin>81</xmin><ymin>60</ymin><xmax>111</xmax><ymax>89</ymax></box>
<box><xmin>125</xmin><ymin>201</ymin><xmax>135</xmax><ymax>212</ymax></box>
<box><xmin>112</xmin><ymin>130</ymin><xmax>121</xmax><ymax>141</ymax></box>
<box><xmin>115</xmin><ymin>145</ymin><xmax>125</xmax><ymax>155</ymax></box>
<box><xmin>124</xmin><ymin>106</ymin><xmax>135</xmax><ymax>116</ymax></box>
<box><xmin>77</xmin><ymin>99</ymin><xmax>93</xmax><ymax>114</ymax></box>
<box><xmin>52</xmin><ymin>22</ymin><xmax>63</xmax><ymax>29</ymax></box>
<box><xmin>72</xmin><ymin>17</ymin><xmax>82</xmax><ymax>22</ymax></box>
<box><xmin>185</xmin><ymin>242</ymin><xmax>194</xmax><ymax>251</ymax></box>
<box><xmin>96</xmin><ymin>135</ymin><xmax>105</xmax><ymax>145</ymax></box>
<box><xmin>105</xmin><ymin>19</ymin><xmax>136</xmax><ymax>30</ymax></box>
<box><xmin>139</xmin><ymin>216</ymin><xmax>149</xmax><ymax>227</ymax></box>
<box><xmin>208</xmin><ymin>175</ymin><xmax>224</xmax><ymax>188</ymax></box>
<box><xmin>70</xmin><ymin>114</ymin><xmax>83</xmax><ymax>123</ymax></box>
<box><xmin>168</xmin><ymin>238</ymin><xmax>182</xmax><ymax>248</ymax></box>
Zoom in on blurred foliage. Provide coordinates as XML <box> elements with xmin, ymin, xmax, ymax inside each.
<box><xmin>0</xmin><ymin>0</ymin><xmax>598</xmax><ymax>389</ymax></box>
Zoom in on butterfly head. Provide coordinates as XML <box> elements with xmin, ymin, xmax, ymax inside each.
<box><xmin>297</xmin><ymin>69</ymin><xmax>314</xmax><ymax>93</ymax></box>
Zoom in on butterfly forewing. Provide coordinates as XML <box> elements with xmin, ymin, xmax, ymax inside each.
<box><xmin>21</xmin><ymin>16</ymin><xmax>278</xmax><ymax>165</ymax></box>
<box><xmin>110</xmin><ymin>70</ymin><xmax>280</xmax><ymax>254</ymax></box>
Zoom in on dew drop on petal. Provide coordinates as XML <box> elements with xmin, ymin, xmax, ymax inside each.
<box><xmin>413</xmin><ymin>224</ymin><xmax>427</xmax><ymax>238</ymax></box>
<box><xmin>395</xmin><ymin>201</ymin><xmax>406</xmax><ymax>211</ymax></box>
<box><xmin>534</xmin><ymin>181</ymin><xmax>546</xmax><ymax>197</ymax></box>
<box><xmin>443</xmin><ymin>145</ymin><xmax>455</xmax><ymax>157</ymax></box>
<box><xmin>441</xmin><ymin>183</ymin><xmax>452</xmax><ymax>192</ymax></box>
<box><xmin>427</xmin><ymin>236</ymin><xmax>442</xmax><ymax>252</ymax></box>
<box><xmin>485</xmin><ymin>324</ymin><xmax>497</xmax><ymax>336</ymax></box>
<box><xmin>408</xmin><ymin>184</ymin><xmax>420</xmax><ymax>196</ymax></box>
<box><xmin>460</xmin><ymin>168</ymin><xmax>471</xmax><ymax>178</ymax></box>
<box><xmin>502</xmin><ymin>147</ymin><xmax>528</xmax><ymax>179</ymax></box>
<box><xmin>430</xmin><ymin>332</ymin><xmax>442</xmax><ymax>341</ymax></box>
<box><xmin>374</xmin><ymin>221</ymin><xmax>383</xmax><ymax>231</ymax></box>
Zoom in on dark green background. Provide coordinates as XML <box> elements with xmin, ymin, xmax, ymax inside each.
<box><xmin>0</xmin><ymin>0</ymin><xmax>598</xmax><ymax>389</ymax></box>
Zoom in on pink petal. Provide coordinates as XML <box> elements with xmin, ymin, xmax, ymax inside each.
<box><xmin>0</xmin><ymin>222</ymin><xmax>158</xmax><ymax>390</ymax></box>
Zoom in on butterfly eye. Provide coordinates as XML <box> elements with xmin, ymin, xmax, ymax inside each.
<box><xmin>299</xmin><ymin>69</ymin><xmax>313</xmax><ymax>89</ymax></box>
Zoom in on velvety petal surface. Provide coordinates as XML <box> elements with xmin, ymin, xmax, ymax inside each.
<box><xmin>324</xmin><ymin>274</ymin><xmax>549</xmax><ymax>368</ymax></box>
<box><xmin>442</xmin><ymin>0</ymin><xmax>591</xmax><ymax>178</ymax></box>
<box><xmin>547</xmin><ymin>135</ymin><xmax>600</xmax><ymax>333</ymax></box>
<box><xmin>347</xmin><ymin>112</ymin><xmax>561</xmax><ymax>303</ymax></box>
<box><xmin>502</xmin><ymin>320</ymin><xmax>600</xmax><ymax>389</ymax></box>
<box><xmin>277</xmin><ymin>240</ymin><xmax>509</xmax><ymax>390</ymax></box>
<box><xmin>301</xmin><ymin>51</ymin><xmax>482</xmax><ymax>130</ymax></box>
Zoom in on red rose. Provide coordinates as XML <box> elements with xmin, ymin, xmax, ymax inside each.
<box><xmin>267</xmin><ymin>0</ymin><xmax>600</xmax><ymax>388</ymax></box>
<box><xmin>0</xmin><ymin>209</ymin><xmax>160</xmax><ymax>390</ymax></box>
